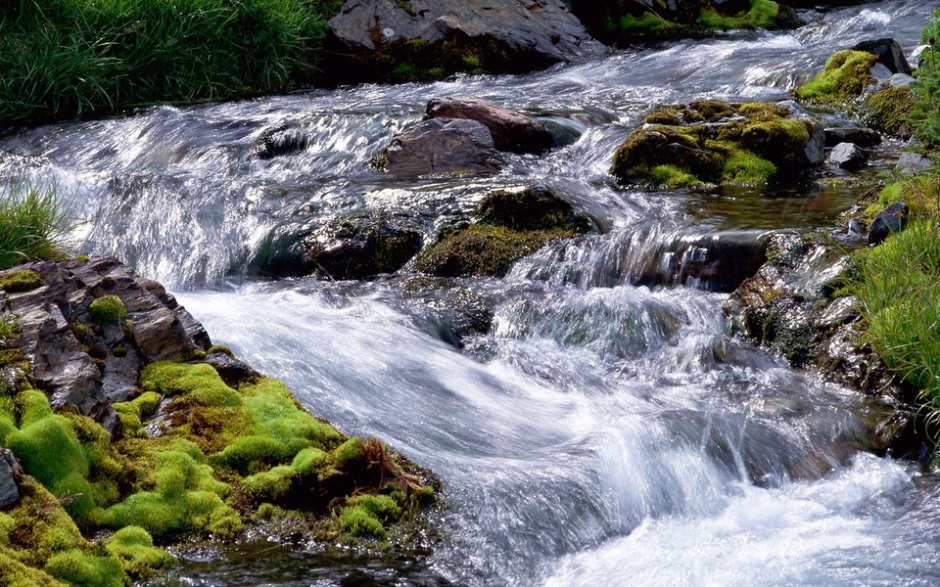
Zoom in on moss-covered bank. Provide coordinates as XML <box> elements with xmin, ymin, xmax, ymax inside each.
<box><xmin>0</xmin><ymin>258</ymin><xmax>439</xmax><ymax>586</ymax></box>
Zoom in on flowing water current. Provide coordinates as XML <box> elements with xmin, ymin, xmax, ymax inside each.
<box><xmin>3</xmin><ymin>2</ymin><xmax>940</xmax><ymax>585</ymax></box>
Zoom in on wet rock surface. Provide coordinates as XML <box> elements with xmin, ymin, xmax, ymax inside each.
<box><xmin>426</xmin><ymin>97</ymin><xmax>554</xmax><ymax>154</ymax></box>
<box><xmin>868</xmin><ymin>201</ymin><xmax>909</xmax><ymax>245</ymax></box>
<box><xmin>264</xmin><ymin>214</ymin><xmax>423</xmax><ymax>280</ymax></box>
<box><xmin>0</xmin><ymin>258</ymin><xmax>209</xmax><ymax>423</ymax></box>
<box><xmin>827</xmin><ymin>142</ymin><xmax>868</xmax><ymax>170</ymax></box>
<box><xmin>375</xmin><ymin>118</ymin><xmax>505</xmax><ymax>176</ymax></box>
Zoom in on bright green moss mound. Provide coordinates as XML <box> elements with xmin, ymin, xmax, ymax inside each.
<box><xmin>104</xmin><ymin>526</ymin><xmax>176</xmax><ymax>578</ymax></box>
<box><xmin>43</xmin><ymin>550</ymin><xmax>125</xmax><ymax>587</ymax></box>
<box><xmin>87</xmin><ymin>295</ymin><xmax>127</xmax><ymax>325</ymax></box>
<box><xmin>338</xmin><ymin>494</ymin><xmax>404</xmax><ymax>539</ymax></box>
<box><xmin>613</xmin><ymin>100</ymin><xmax>811</xmax><ymax>188</ymax></box>
<box><xmin>0</xmin><ymin>270</ymin><xmax>44</xmax><ymax>293</ymax></box>
<box><xmin>141</xmin><ymin>362</ymin><xmax>241</xmax><ymax>407</ymax></box>
<box><xmin>795</xmin><ymin>50</ymin><xmax>878</xmax><ymax>104</ymax></box>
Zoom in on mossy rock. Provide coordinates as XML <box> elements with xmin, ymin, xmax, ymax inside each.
<box><xmin>613</xmin><ymin>100</ymin><xmax>821</xmax><ymax>188</ymax></box>
<box><xmin>88</xmin><ymin>295</ymin><xmax>127</xmax><ymax>325</ymax></box>
<box><xmin>416</xmin><ymin>224</ymin><xmax>577</xmax><ymax>278</ymax></box>
<box><xmin>863</xmin><ymin>85</ymin><xmax>916</xmax><ymax>139</ymax></box>
<box><xmin>795</xmin><ymin>49</ymin><xmax>878</xmax><ymax>104</ymax></box>
<box><xmin>0</xmin><ymin>269</ymin><xmax>44</xmax><ymax>293</ymax></box>
<box><xmin>477</xmin><ymin>187</ymin><xmax>589</xmax><ymax>232</ymax></box>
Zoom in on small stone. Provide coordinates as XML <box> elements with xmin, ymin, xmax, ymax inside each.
<box><xmin>827</xmin><ymin>142</ymin><xmax>868</xmax><ymax>170</ymax></box>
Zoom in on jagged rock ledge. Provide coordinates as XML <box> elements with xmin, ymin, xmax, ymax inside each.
<box><xmin>0</xmin><ymin>257</ymin><xmax>439</xmax><ymax>585</ymax></box>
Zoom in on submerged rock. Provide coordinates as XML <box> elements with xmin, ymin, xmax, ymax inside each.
<box><xmin>611</xmin><ymin>100</ymin><xmax>824</xmax><ymax>188</ymax></box>
<box><xmin>323</xmin><ymin>0</ymin><xmax>604</xmax><ymax>83</ymax></box>
<box><xmin>374</xmin><ymin>118</ymin><xmax>505</xmax><ymax>176</ymax></box>
<box><xmin>425</xmin><ymin>97</ymin><xmax>554</xmax><ymax>154</ymax></box>
<box><xmin>264</xmin><ymin>214</ymin><xmax>423</xmax><ymax>280</ymax></box>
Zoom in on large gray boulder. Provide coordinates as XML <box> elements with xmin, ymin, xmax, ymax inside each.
<box><xmin>324</xmin><ymin>0</ymin><xmax>604</xmax><ymax>82</ymax></box>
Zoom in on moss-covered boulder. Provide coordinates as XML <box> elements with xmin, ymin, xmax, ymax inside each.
<box><xmin>863</xmin><ymin>85</ymin><xmax>916</xmax><ymax>139</ymax></box>
<box><xmin>795</xmin><ymin>40</ymin><xmax>913</xmax><ymax>108</ymax></box>
<box><xmin>611</xmin><ymin>100</ymin><xmax>824</xmax><ymax>188</ymax></box>
<box><xmin>416</xmin><ymin>187</ymin><xmax>592</xmax><ymax>277</ymax></box>
<box><xmin>569</xmin><ymin>0</ymin><xmax>802</xmax><ymax>44</ymax></box>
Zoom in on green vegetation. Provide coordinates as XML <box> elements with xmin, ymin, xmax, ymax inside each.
<box><xmin>699</xmin><ymin>0</ymin><xmax>780</xmax><ymax>30</ymax></box>
<box><xmin>0</xmin><ymin>269</ymin><xmax>44</xmax><ymax>293</ymax></box>
<box><xmin>613</xmin><ymin>100</ymin><xmax>811</xmax><ymax>188</ymax></box>
<box><xmin>795</xmin><ymin>50</ymin><xmax>877</xmax><ymax>104</ymax></box>
<box><xmin>863</xmin><ymin>86</ymin><xmax>916</xmax><ymax>139</ymax></box>
<box><xmin>0</xmin><ymin>349</ymin><xmax>436</xmax><ymax>584</ymax></box>
<box><xmin>88</xmin><ymin>296</ymin><xmax>127</xmax><ymax>325</ymax></box>
<box><xmin>0</xmin><ymin>186</ymin><xmax>71</xmax><ymax>271</ymax></box>
<box><xmin>848</xmin><ymin>10</ymin><xmax>940</xmax><ymax>434</ymax></box>
<box><xmin>0</xmin><ymin>0</ymin><xmax>342</xmax><ymax>124</ymax></box>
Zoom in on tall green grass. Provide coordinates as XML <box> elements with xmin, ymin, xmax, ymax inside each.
<box><xmin>0</xmin><ymin>0</ymin><xmax>340</xmax><ymax>124</ymax></box>
<box><xmin>0</xmin><ymin>185</ymin><xmax>72</xmax><ymax>270</ymax></box>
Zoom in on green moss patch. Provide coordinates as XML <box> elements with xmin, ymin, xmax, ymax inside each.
<box><xmin>0</xmin><ymin>270</ymin><xmax>44</xmax><ymax>293</ymax></box>
<box><xmin>87</xmin><ymin>295</ymin><xmax>127</xmax><ymax>325</ymax></box>
<box><xmin>416</xmin><ymin>225</ymin><xmax>576</xmax><ymax>277</ymax></box>
<box><xmin>699</xmin><ymin>0</ymin><xmax>780</xmax><ymax>30</ymax></box>
<box><xmin>795</xmin><ymin>50</ymin><xmax>878</xmax><ymax>104</ymax></box>
<box><xmin>863</xmin><ymin>86</ymin><xmax>916</xmax><ymax>139</ymax></box>
<box><xmin>613</xmin><ymin>99</ymin><xmax>816</xmax><ymax>188</ymax></box>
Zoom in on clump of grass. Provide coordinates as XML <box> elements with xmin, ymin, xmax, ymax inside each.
<box><xmin>0</xmin><ymin>0</ymin><xmax>343</xmax><ymax>124</ymax></box>
<box><xmin>0</xmin><ymin>185</ymin><xmax>72</xmax><ymax>271</ymax></box>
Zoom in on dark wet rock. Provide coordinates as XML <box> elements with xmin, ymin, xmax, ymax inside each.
<box><xmin>612</xmin><ymin>100</ymin><xmax>824</xmax><ymax>188</ymax></box>
<box><xmin>724</xmin><ymin>231</ymin><xmax>895</xmax><ymax>393</ymax></box>
<box><xmin>255</xmin><ymin>123</ymin><xmax>310</xmax><ymax>160</ymax></box>
<box><xmin>400</xmin><ymin>279</ymin><xmax>496</xmax><ymax>347</ymax></box>
<box><xmin>824</xmin><ymin>127</ymin><xmax>881</xmax><ymax>148</ymax></box>
<box><xmin>0</xmin><ymin>258</ymin><xmax>210</xmax><ymax>425</ymax></box>
<box><xmin>631</xmin><ymin>231</ymin><xmax>768</xmax><ymax>293</ymax></box>
<box><xmin>0</xmin><ymin>448</ymin><xmax>23</xmax><ymax>509</ymax></box>
<box><xmin>416</xmin><ymin>187</ymin><xmax>591</xmax><ymax>278</ymax></box>
<box><xmin>375</xmin><ymin>118</ymin><xmax>505</xmax><ymax>176</ymax></box>
<box><xmin>850</xmin><ymin>38</ymin><xmax>913</xmax><ymax>75</ymax></box>
<box><xmin>265</xmin><ymin>214</ymin><xmax>423</xmax><ymax>280</ymax></box>
<box><xmin>323</xmin><ymin>0</ymin><xmax>604</xmax><ymax>83</ymax></box>
<box><xmin>827</xmin><ymin>142</ymin><xmax>868</xmax><ymax>170</ymax></box>
<box><xmin>868</xmin><ymin>201</ymin><xmax>909</xmax><ymax>245</ymax></box>
<box><xmin>425</xmin><ymin>97</ymin><xmax>554</xmax><ymax>154</ymax></box>
<box><xmin>478</xmin><ymin>186</ymin><xmax>589</xmax><ymax>231</ymax></box>
<box><xmin>204</xmin><ymin>352</ymin><xmax>261</xmax><ymax>387</ymax></box>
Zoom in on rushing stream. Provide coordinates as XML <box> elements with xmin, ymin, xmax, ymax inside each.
<box><xmin>3</xmin><ymin>1</ymin><xmax>940</xmax><ymax>585</ymax></box>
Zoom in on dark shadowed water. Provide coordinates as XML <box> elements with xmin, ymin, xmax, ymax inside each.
<box><xmin>2</xmin><ymin>2</ymin><xmax>940</xmax><ymax>585</ymax></box>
